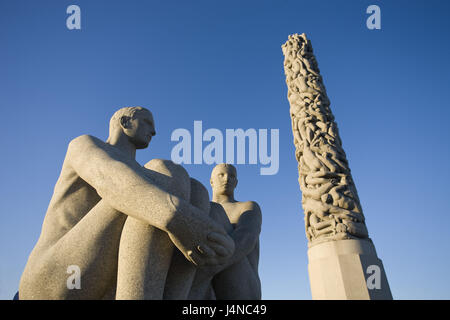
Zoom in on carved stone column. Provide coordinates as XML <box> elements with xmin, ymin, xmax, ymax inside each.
<box><xmin>282</xmin><ymin>34</ymin><xmax>392</xmax><ymax>300</ymax></box>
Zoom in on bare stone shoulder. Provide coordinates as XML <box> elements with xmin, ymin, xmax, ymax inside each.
<box><xmin>66</xmin><ymin>134</ymin><xmax>141</xmax><ymax>171</ymax></box>
<box><xmin>238</xmin><ymin>201</ymin><xmax>262</xmax><ymax>231</ymax></box>
<box><xmin>241</xmin><ymin>201</ymin><xmax>262</xmax><ymax>215</ymax></box>
<box><xmin>68</xmin><ymin>134</ymin><xmax>104</xmax><ymax>152</ymax></box>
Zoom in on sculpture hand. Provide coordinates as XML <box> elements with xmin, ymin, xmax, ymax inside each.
<box><xmin>166</xmin><ymin>196</ymin><xmax>235</xmax><ymax>266</ymax></box>
<box><xmin>200</xmin><ymin>232</ymin><xmax>235</xmax><ymax>266</ymax></box>
<box><xmin>168</xmin><ymin>230</ymin><xmax>235</xmax><ymax>267</ymax></box>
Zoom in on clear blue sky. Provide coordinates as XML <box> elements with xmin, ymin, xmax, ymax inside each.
<box><xmin>1</xmin><ymin>0</ymin><xmax>450</xmax><ymax>300</ymax></box>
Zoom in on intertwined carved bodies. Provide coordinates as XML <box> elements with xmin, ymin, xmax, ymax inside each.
<box><xmin>282</xmin><ymin>34</ymin><xmax>369</xmax><ymax>246</ymax></box>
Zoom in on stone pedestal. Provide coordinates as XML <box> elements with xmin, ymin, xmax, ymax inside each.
<box><xmin>308</xmin><ymin>239</ymin><xmax>392</xmax><ymax>300</ymax></box>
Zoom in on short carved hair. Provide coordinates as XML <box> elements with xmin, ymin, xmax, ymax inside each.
<box><xmin>109</xmin><ymin>106</ymin><xmax>150</xmax><ymax>135</ymax></box>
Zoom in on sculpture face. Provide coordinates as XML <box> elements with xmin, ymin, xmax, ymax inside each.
<box><xmin>122</xmin><ymin>111</ymin><xmax>156</xmax><ymax>149</ymax></box>
<box><xmin>210</xmin><ymin>165</ymin><xmax>237</xmax><ymax>195</ymax></box>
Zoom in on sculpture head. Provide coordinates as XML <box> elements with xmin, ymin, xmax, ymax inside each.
<box><xmin>210</xmin><ymin>163</ymin><xmax>238</xmax><ymax>196</ymax></box>
<box><xmin>109</xmin><ymin>106</ymin><xmax>156</xmax><ymax>149</ymax></box>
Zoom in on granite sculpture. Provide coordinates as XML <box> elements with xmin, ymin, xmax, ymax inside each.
<box><xmin>282</xmin><ymin>34</ymin><xmax>392</xmax><ymax>299</ymax></box>
<box><xmin>19</xmin><ymin>107</ymin><xmax>235</xmax><ymax>299</ymax></box>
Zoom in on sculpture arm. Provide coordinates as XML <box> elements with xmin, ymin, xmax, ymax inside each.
<box><xmin>227</xmin><ymin>201</ymin><xmax>262</xmax><ymax>266</ymax></box>
<box><xmin>201</xmin><ymin>201</ymin><xmax>261</xmax><ymax>270</ymax></box>
<box><xmin>66</xmin><ymin>135</ymin><xmax>182</xmax><ymax>231</ymax></box>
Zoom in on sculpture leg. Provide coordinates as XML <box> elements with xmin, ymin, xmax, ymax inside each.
<box><xmin>19</xmin><ymin>200</ymin><xmax>127</xmax><ymax>299</ymax></box>
<box><xmin>212</xmin><ymin>257</ymin><xmax>261</xmax><ymax>300</ymax></box>
<box><xmin>115</xmin><ymin>217</ymin><xmax>174</xmax><ymax>300</ymax></box>
<box><xmin>163</xmin><ymin>248</ymin><xmax>196</xmax><ymax>299</ymax></box>
<box><xmin>115</xmin><ymin>160</ymin><xmax>195</xmax><ymax>300</ymax></box>
<box><xmin>186</xmin><ymin>202</ymin><xmax>230</xmax><ymax>300</ymax></box>
<box><xmin>163</xmin><ymin>178</ymin><xmax>211</xmax><ymax>299</ymax></box>
<box><xmin>205</xmin><ymin>203</ymin><xmax>261</xmax><ymax>300</ymax></box>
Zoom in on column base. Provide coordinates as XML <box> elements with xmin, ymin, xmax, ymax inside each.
<box><xmin>308</xmin><ymin>239</ymin><xmax>392</xmax><ymax>300</ymax></box>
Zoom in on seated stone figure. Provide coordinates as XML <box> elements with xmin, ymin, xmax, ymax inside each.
<box><xmin>19</xmin><ymin>107</ymin><xmax>234</xmax><ymax>299</ymax></box>
<box><xmin>116</xmin><ymin>159</ymin><xmax>217</xmax><ymax>299</ymax></box>
<box><xmin>187</xmin><ymin>164</ymin><xmax>262</xmax><ymax>300</ymax></box>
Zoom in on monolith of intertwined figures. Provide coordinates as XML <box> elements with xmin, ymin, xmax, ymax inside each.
<box><xmin>282</xmin><ymin>33</ymin><xmax>393</xmax><ymax>300</ymax></box>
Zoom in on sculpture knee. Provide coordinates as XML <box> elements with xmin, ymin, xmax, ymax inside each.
<box><xmin>189</xmin><ymin>178</ymin><xmax>210</xmax><ymax>213</ymax></box>
<box><xmin>144</xmin><ymin>159</ymin><xmax>191</xmax><ymax>201</ymax></box>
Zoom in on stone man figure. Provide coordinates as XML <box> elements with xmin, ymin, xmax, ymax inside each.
<box><xmin>19</xmin><ymin>107</ymin><xmax>234</xmax><ymax>299</ymax></box>
<box><xmin>187</xmin><ymin>164</ymin><xmax>262</xmax><ymax>300</ymax></box>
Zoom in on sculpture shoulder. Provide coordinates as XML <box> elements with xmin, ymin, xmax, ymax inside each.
<box><xmin>65</xmin><ymin>135</ymin><xmax>113</xmax><ymax>169</ymax></box>
<box><xmin>239</xmin><ymin>201</ymin><xmax>261</xmax><ymax>214</ymax></box>
<box><xmin>68</xmin><ymin>134</ymin><xmax>104</xmax><ymax>151</ymax></box>
<box><xmin>232</xmin><ymin>201</ymin><xmax>262</xmax><ymax>226</ymax></box>
<box><xmin>235</xmin><ymin>201</ymin><xmax>262</xmax><ymax>233</ymax></box>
